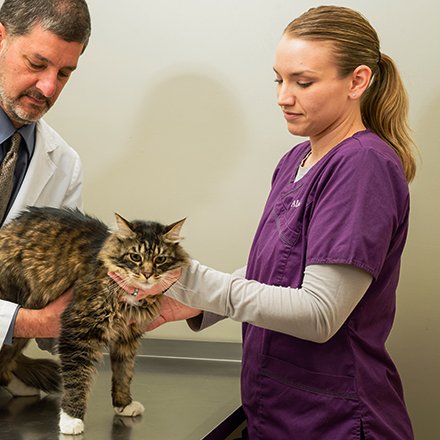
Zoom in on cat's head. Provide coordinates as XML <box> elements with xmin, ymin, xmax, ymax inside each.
<box><xmin>99</xmin><ymin>214</ymin><xmax>190</xmax><ymax>290</ymax></box>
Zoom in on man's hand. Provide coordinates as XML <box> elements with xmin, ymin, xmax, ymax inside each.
<box><xmin>14</xmin><ymin>288</ymin><xmax>74</xmax><ymax>338</ymax></box>
<box><xmin>146</xmin><ymin>296</ymin><xmax>201</xmax><ymax>331</ymax></box>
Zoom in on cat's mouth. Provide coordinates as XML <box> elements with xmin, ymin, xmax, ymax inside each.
<box><xmin>119</xmin><ymin>273</ymin><xmax>156</xmax><ymax>290</ymax></box>
<box><xmin>136</xmin><ymin>280</ymin><xmax>158</xmax><ymax>291</ymax></box>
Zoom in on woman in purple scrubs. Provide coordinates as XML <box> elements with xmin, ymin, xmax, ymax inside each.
<box><xmin>112</xmin><ymin>5</ymin><xmax>416</xmax><ymax>439</ymax></box>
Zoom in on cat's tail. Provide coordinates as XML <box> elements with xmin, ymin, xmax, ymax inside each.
<box><xmin>13</xmin><ymin>353</ymin><xmax>62</xmax><ymax>393</ymax></box>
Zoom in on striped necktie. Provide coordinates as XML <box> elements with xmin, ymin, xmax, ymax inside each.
<box><xmin>0</xmin><ymin>132</ymin><xmax>22</xmax><ymax>222</ymax></box>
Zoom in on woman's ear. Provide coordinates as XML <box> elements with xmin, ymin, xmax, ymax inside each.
<box><xmin>349</xmin><ymin>65</ymin><xmax>372</xmax><ymax>99</ymax></box>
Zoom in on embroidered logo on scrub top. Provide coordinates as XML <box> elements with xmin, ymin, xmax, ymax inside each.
<box><xmin>291</xmin><ymin>200</ymin><xmax>301</xmax><ymax>208</ymax></box>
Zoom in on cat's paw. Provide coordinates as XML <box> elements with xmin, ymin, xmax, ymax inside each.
<box><xmin>59</xmin><ymin>409</ymin><xmax>85</xmax><ymax>435</ymax></box>
<box><xmin>5</xmin><ymin>375</ymin><xmax>40</xmax><ymax>397</ymax></box>
<box><xmin>114</xmin><ymin>400</ymin><xmax>145</xmax><ymax>417</ymax></box>
<box><xmin>59</xmin><ymin>435</ymin><xmax>84</xmax><ymax>440</ymax></box>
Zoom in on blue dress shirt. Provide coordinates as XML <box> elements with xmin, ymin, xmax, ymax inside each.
<box><xmin>0</xmin><ymin>108</ymin><xmax>36</xmax><ymax>225</ymax></box>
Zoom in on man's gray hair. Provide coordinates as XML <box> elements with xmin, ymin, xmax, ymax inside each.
<box><xmin>0</xmin><ymin>0</ymin><xmax>91</xmax><ymax>52</ymax></box>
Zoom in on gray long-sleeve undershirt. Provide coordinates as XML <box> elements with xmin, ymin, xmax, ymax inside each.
<box><xmin>165</xmin><ymin>261</ymin><xmax>372</xmax><ymax>343</ymax></box>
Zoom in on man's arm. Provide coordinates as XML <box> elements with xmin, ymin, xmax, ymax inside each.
<box><xmin>14</xmin><ymin>289</ymin><xmax>74</xmax><ymax>339</ymax></box>
<box><xmin>0</xmin><ymin>300</ymin><xmax>20</xmax><ymax>347</ymax></box>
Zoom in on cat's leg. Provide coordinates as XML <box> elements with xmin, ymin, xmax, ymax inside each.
<box><xmin>109</xmin><ymin>326</ymin><xmax>145</xmax><ymax>417</ymax></box>
<box><xmin>57</xmin><ymin>335</ymin><xmax>103</xmax><ymax>435</ymax></box>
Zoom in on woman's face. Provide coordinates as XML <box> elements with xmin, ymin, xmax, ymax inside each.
<box><xmin>274</xmin><ymin>36</ymin><xmax>355</xmax><ymax>142</ymax></box>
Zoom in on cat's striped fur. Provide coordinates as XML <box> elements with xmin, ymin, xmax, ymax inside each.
<box><xmin>0</xmin><ymin>207</ymin><xmax>189</xmax><ymax>434</ymax></box>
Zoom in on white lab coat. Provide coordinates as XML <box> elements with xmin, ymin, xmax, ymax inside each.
<box><xmin>0</xmin><ymin>118</ymin><xmax>83</xmax><ymax>347</ymax></box>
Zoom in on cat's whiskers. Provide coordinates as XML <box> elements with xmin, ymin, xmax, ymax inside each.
<box><xmin>167</xmin><ymin>279</ymin><xmax>196</xmax><ymax>294</ymax></box>
<box><xmin>111</xmin><ymin>275</ymin><xmax>136</xmax><ymax>295</ymax></box>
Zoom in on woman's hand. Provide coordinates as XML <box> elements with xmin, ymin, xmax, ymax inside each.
<box><xmin>108</xmin><ymin>270</ymin><xmax>201</xmax><ymax>330</ymax></box>
<box><xmin>146</xmin><ymin>296</ymin><xmax>201</xmax><ymax>331</ymax></box>
<box><xmin>108</xmin><ymin>269</ymin><xmax>182</xmax><ymax>301</ymax></box>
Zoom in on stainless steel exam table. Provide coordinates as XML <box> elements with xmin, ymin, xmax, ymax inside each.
<box><xmin>0</xmin><ymin>339</ymin><xmax>245</xmax><ymax>440</ymax></box>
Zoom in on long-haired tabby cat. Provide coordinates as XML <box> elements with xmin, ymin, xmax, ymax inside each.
<box><xmin>0</xmin><ymin>206</ymin><xmax>189</xmax><ymax>435</ymax></box>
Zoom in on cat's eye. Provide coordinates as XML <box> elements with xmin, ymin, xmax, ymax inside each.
<box><xmin>128</xmin><ymin>253</ymin><xmax>142</xmax><ymax>263</ymax></box>
<box><xmin>155</xmin><ymin>256</ymin><xmax>168</xmax><ymax>265</ymax></box>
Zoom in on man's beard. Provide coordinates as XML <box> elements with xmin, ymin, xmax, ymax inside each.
<box><xmin>0</xmin><ymin>86</ymin><xmax>51</xmax><ymax>125</ymax></box>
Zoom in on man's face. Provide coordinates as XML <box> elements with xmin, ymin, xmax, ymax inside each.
<box><xmin>0</xmin><ymin>23</ymin><xmax>84</xmax><ymax>127</ymax></box>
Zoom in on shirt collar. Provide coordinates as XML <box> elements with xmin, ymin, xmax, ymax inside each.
<box><xmin>0</xmin><ymin>107</ymin><xmax>36</xmax><ymax>156</ymax></box>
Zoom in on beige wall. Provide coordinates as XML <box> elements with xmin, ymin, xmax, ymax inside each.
<box><xmin>42</xmin><ymin>1</ymin><xmax>439</xmax><ymax>438</ymax></box>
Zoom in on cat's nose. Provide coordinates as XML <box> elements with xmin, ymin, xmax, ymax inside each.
<box><xmin>143</xmin><ymin>272</ymin><xmax>152</xmax><ymax>279</ymax></box>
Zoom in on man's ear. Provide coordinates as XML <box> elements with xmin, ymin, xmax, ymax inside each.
<box><xmin>0</xmin><ymin>23</ymin><xmax>7</xmax><ymax>43</ymax></box>
<box><xmin>0</xmin><ymin>23</ymin><xmax>10</xmax><ymax>49</ymax></box>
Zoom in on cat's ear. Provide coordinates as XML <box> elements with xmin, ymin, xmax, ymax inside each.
<box><xmin>114</xmin><ymin>213</ymin><xmax>135</xmax><ymax>238</ymax></box>
<box><xmin>164</xmin><ymin>218</ymin><xmax>186</xmax><ymax>243</ymax></box>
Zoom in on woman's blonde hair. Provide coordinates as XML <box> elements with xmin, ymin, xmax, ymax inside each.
<box><xmin>284</xmin><ymin>6</ymin><xmax>416</xmax><ymax>181</ymax></box>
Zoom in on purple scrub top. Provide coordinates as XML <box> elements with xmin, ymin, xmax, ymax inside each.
<box><xmin>243</xmin><ymin>130</ymin><xmax>413</xmax><ymax>439</ymax></box>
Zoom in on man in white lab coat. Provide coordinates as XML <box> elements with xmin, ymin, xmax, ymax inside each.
<box><xmin>0</xmin><ymin>0</ymin><xmax>91</xmax><ymax>349</ymax></box>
